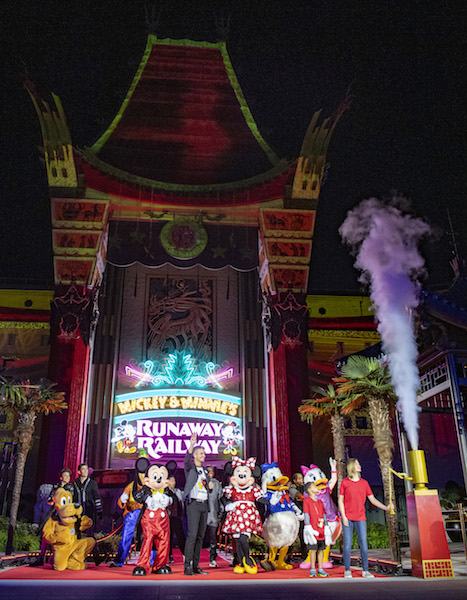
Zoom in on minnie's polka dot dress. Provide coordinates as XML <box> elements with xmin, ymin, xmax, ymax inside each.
<box><xmin>222</xmin><ymin>484</ymin><xmax>264</xmax><ymax>535</ymax></box>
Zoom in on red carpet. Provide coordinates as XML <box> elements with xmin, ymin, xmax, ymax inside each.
<box><xmin>0</xmin><ymin>550</ymin><xmax>387</xmax><ymax>581</ymax></box>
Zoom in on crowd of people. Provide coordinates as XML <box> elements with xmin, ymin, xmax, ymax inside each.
<box><xmin>36</xmin><ymin>435</ymin><xmax>392</xmax><ymax>578</ymax></box>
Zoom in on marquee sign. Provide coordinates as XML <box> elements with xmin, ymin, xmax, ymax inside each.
<box><xmin>111</xmin><ymin>388</ymin><xmax>244</xmax><ymax>463</ymax></box>
<box><xmin>125</xmin><ymin>351</ymin><xmax>234</xmax><ymax>390</ymax></box>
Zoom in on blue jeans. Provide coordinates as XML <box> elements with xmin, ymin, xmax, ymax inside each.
<box><xmin>343</xmin><ymin>519</ymin><xmax>368</xmax><ymax>571</ymax></box>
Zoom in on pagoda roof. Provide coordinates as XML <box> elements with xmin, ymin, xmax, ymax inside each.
<box><xmin>86</xmin><ymin>36</ymin><xmax>281</xmax><ymax>189</ymax></box>
<box><xmin>422</xmin><ymin>276</ymin><xmax>467</xmax><ymax>330</ymax></box>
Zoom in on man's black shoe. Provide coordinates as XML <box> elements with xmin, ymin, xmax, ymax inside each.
<box><xmin>184</xmin><ymin>561</ymin><xmax>195</xmax><ymax>576</ymax></box>
<box><xmin>153</xmin><ymin>565</ymin><xmax>171</xmax><ymax>574</ymax></box>
<box><xmin>194</xmin><ymin>567</ymin><xmax>209</xmax><ymax>575</ymax></box>
<box><xmin>169</xmin><ymin>555</ymin><xmax>174</xmax><ymax>564</ymax></box>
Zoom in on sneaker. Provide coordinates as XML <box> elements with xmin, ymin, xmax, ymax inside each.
<box><xmin>309</xmin><ymin>568</ymin><xmax>316</xmax><ymax>578</ymax></box>
<box><xmin>317</xmin><ymin>569</ymin><xmax>329</xmax><ymax>578</ymax></box>
<box><xmin>209</xmin><ymin>560</ymin><xmax>218</xmax><ymax>568</ymax></box>
<box><xmin>362</xmin><ymin>570</ymin><xmax>375</xmax><ymax>579</ymax></box>
<box><xmin>344</xmin><ymin>570</ymin><xmax>352</xmax><ymax>578</ymax></box>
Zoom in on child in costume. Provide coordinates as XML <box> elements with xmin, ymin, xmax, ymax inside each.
<box><xmin>222</xmin><ymin>456</ymin><xmax>264</xmax><ymax>574</ymax></box>
<box><xmin>300</xmin><ymin>458</ymin><xmax>342</xmax><ymax>569</ymax></box>
<box><xmin>303</xmin><ymin>481</ymin><xmax>332</xmax><ymax>578</ymax></box>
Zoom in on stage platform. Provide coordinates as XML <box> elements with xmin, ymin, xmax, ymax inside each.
<box><xmin>0</xmin><ymin>550</ymin><xmax>388</xmax><ymax>581</ymax></box>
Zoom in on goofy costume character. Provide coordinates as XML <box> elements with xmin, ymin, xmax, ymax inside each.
<box><xmin>111</xmin><ymin>456</ymin><xmax>151</xmax><ymax>568</ymax></box>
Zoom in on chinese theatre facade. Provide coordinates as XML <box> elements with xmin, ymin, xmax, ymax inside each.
<box><xmin>27</xmin><ymin>35</ymin><xmax>346</xmax><ymax>482</ymax></box>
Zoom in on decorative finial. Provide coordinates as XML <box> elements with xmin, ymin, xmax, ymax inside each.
<box><xmin>215</xmin><ymin>12</ymin><xmax>231</xmax><ymax>41</ymax></box>
<box><xmin>145</xmin><ymin>1</ymin><xmax>162</xmax><ymax>35</ymax></box>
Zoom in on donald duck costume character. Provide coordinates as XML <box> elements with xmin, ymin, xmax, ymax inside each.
<box><xmin>300</xmin><ymin>458</ymin><xmax>342</xmax><ymax>569</ymax></box>
<box><xmin>260</xmin><ymin>462</ymin><xmax>302</xmax><ymax>571</ymax></box>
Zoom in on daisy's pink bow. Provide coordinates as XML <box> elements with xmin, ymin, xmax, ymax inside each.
<box><xmin>232</xmin><ymin>456</ymin><xmax>256</xmax><ymax>470</ymax></box>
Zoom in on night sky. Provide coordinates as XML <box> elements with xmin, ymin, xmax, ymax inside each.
<box><xmin>1</xmin><ymin>0</ymin><xmax>465</xmax><ymax>293</ymax></box>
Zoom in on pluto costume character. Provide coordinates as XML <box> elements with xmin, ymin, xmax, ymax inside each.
<box><xmin>260</xmin><ymin>462</ymin><xmax>302</xmax><ymax>571</ymax></box>
<box><xmin>42</xmin><ymin>488</ymin><xmax>95</xmax><ymax>571</ymax></box>
<box><xmin>132</xmin><ymin>460</ymin><xmax>177</xmax><ymax>576</ymax></box>
<box><xmin>300</xmin><ymin>458</ymin><xmax>342</xmax><ymax>569</ymax></box>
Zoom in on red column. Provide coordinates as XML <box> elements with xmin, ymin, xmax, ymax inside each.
<box><xmin>38</xmin><ymin>286</ymin><xmax>94</xmax><ymax>484</ymax></box>
<box><xmin>63</xmin><ymin>338</ymin><xmax>91</xmax><ymax>476</ymax></box>
<box><xmin>269</xmin><ymin>343</ymin><xmax>290</xmax><ymax>474</ymax></box>
<box><xmin>267</xmin><ymin>292</ymin><xmax>312</xmax><ymax>476</ymax></box>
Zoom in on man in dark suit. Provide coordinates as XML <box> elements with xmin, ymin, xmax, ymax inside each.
<box><xmin>183</xmin><ymin>433</ymin><xmax>213</xmax><ymax>576</ymax></box>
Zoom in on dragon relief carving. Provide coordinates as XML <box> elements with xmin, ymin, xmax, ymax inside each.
<box><xmin>147</xmin><ymin>278</ymin><xmax>213</xmax><ymax>359</ymax></box>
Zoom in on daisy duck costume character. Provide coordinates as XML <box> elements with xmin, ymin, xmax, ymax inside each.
<box><xmin>260</xmin><ymin>462</ymin><xmax>302</xmax><ymax>571</ymax></box>
<box><xmin>222</xmin><ymin>456</ymin><xmax>265</xmax><ymax>574</ymax></box>
<box><xmin>300</xmin><ymin>458</ymin><xmax>342</xmax><ymax>569</ymax></box>
<box><xmin>132</xmin><ymin>460</ymin><xmax>177</xmax><ymax>576</ymax></box>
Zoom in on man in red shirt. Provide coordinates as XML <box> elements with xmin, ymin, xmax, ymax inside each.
<box><xmin>338</xmin><ymin>459</ymin><xmax>392</xmax><ymax>579</ymax></box>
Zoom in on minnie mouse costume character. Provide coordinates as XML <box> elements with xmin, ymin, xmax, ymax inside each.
<box><xmin>132</xmin><ymin>460</ymin><xmax>177</xmax><ymax>576</ymax></box>
<box><xmin>222</xmin><ymin>456</ymin><xmax>264</xmax><ymax>574</ymax></box>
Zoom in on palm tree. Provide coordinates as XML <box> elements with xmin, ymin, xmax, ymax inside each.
<box><xmin>334</xmin><ymin>355</ymin><xmax>400</xmax><ymax>562</ymax></box>
<box><xmin>299</xmin><ymin>384</ymin><xmax>346</xmax><ymax>488</ymax></box>
<box><xmin>0</xmin><ymin>377</ymin><xmax>67</xmax><ymax>554</ymax></box>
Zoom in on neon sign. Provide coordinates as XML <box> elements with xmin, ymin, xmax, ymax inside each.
<box><xmin>111</xmin><ymin>388</ymin><xmax>243</xmax><ymax>462</ymax></box>
<box><xmin>116</xmin><ymin>394</ymin><xmax>239</xmax><ymax>417</ymax></box>
<box><xmin>125</xmin><ymin>351</ymin><xmax>234</xmax><ymax>390</ymax></box>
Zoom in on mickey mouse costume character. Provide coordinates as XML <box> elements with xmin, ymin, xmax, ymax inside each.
<box><xmin>222</xmin><ymin>456</ymin><xmax>265</xmax><ymax>574</ymax></box>
<box><xmin>132</xmin><ymin>460</ymin><xmax>177</xmax><ymax>576</ymax></box>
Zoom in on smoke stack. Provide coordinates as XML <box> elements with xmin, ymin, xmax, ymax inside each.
<box><xmin>408</xmin><ymin>450</ymin><xmax>428</xmax><ymax>490</ymax></box>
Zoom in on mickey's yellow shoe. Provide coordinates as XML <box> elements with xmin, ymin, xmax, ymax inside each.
<box><xmin>233</xmin><ymin>565</ymin><xmax>245</xmax><ymax>574</ymax></box>
<box><xmin>243</xmin><ymin>557</ymin><xmax>257</xmax><ymax>575</ymax></box>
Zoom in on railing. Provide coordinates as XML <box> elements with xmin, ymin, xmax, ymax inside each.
<box><xmin>442</xmin><ymin>504</ymin><xmax>467</xmax><ymax>562</ymax></box>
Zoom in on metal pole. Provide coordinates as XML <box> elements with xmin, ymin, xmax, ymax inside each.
<box><xmin>395</xmin><ymin>409</ymin><xmax>413</xmax><ymax>493</ymax></box>
<box><xmin>446</xmin><ymin>352</ymin><xmax>467</xmax><ymax>488</ymax></box>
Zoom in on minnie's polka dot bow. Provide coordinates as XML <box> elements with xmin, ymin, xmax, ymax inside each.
<box><xmin>232</xmin><ymin>456</ymin><xmax>256</xmax><ymax>469</ymax></box>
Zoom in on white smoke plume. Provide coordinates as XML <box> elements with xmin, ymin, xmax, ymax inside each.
<box><xmin>339</xmin><ymin>196</ymin><xmax>431</xmax><ymax>450</ymax></box>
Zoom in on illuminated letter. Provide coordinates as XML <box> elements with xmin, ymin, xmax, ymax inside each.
<box><xmin>189</xmin><ymin>423</ymin><xmax>205</xmax><ymax>436</ymax></box>
<box><xmin>154</xmin><ymin>438</ymin><xmax>168</xmax><ymax>455</ymax></box>
<box><xmin>199</xmin><ymin>440</ymin><xmax>212</xmax><ymax>453</ymax></box>
<box><xmin>208</xmin><ymin>440</ymin><xmax>221</xmax><ymax>454</ymax></box>
<box><xmin>202</xmin><ymin>424</ymin><xmax>215</xmax><ymax>437</ymax></box>
<box><xmin>167</xmin><ymin>422</ymin><xmax>180</xmax><ymax>437</ymax></box>
<box><xmin>169</xmin><ymin>396</ymin><xmax>180</xmax><ymax>408</ymax></box>
<box><xmin>136</xmin><ymin>420</ymin><xmax>154</xmax><ymax>437</ymax></box>
<box><xmin>211</xmin><ymin>423</ymin><xmax>223</xmax><ymax>437</ymax></box>
<box><xmin>152</xmin><ymin>422</ymin><xmax>167</xmax><ymax>437</ymax></box>
<box><xmin>179</xmin><ymin>423</ymin><xmax>192</xmax><ymax>437</ymax></box>
<box><xmin>228</xmin><ymin>404</ymin><xmax>239</xmax><ymax>416</ymax></box>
